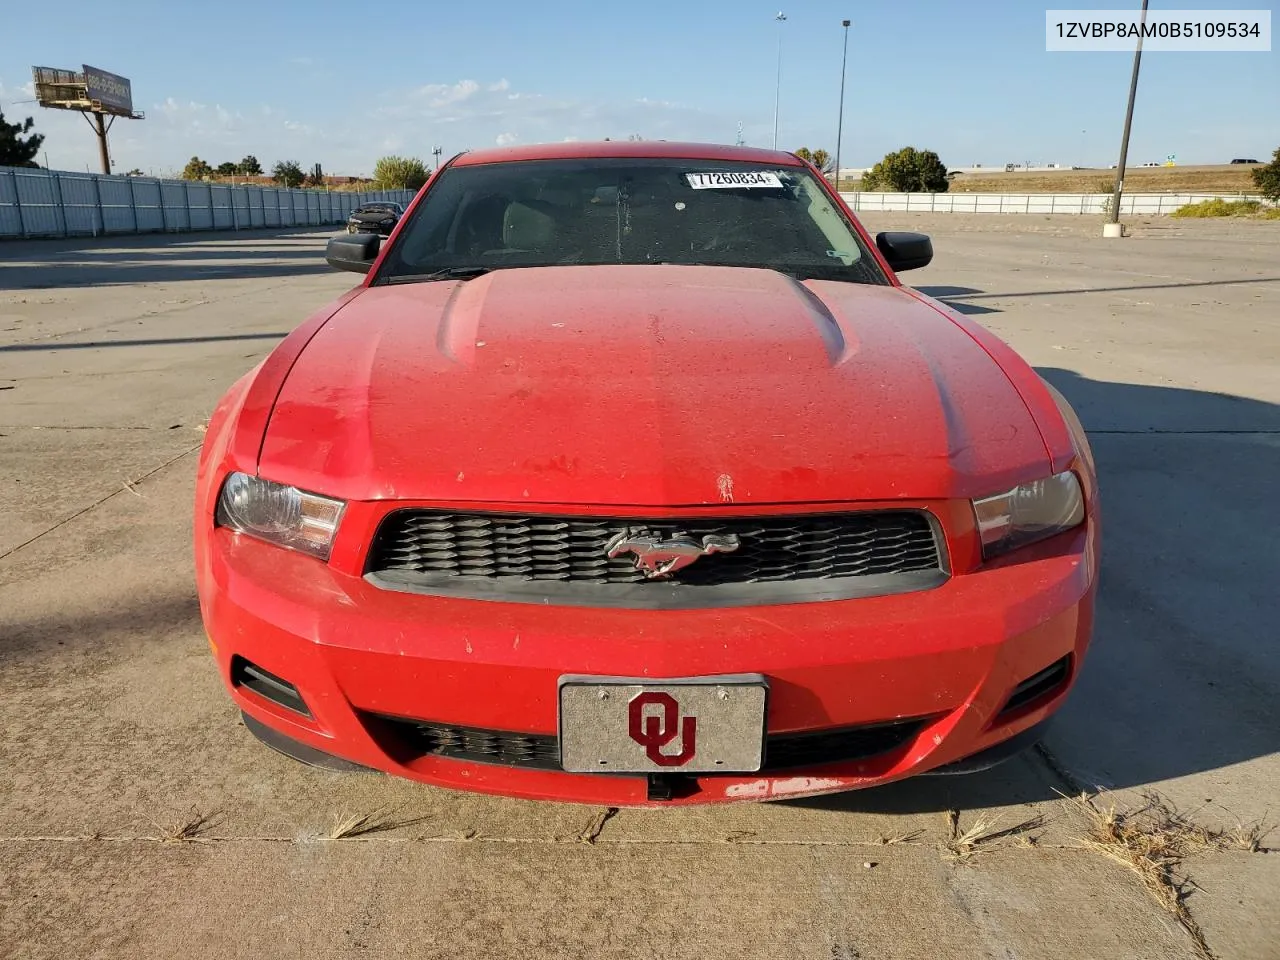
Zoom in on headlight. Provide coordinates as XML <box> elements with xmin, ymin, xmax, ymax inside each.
<box><xmin>973</xmin><ymin>471</ymin><xmax>1084</xmax><ymax>559</ymax></box>
<box><xmin>215</xmin><ymin>473</ymin><xmax>345</xmax><ymax>560</ymax></box>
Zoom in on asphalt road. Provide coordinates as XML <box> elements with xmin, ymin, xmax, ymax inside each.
<box><xmin>1</xmin><ymin>217</ymin><xmax>1277</xmax><ymax>960</ymax></box>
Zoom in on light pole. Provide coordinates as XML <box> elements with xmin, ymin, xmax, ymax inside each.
<box><xmin>432</xmin><ymin>145</ymin><xmax>443</xmax><ymax>171</ymax></box>
<box><xmin>772</xmin><ymin>11</ymin><xmax>787</xmax><ymax>150</ymax></box>
<box><xmin>834</xmin><ymin>19</ymin><xmax>851</xmax><ymax>189</ymax></box>
<box><xmin>1107</xmin><ymin>0</ymin><xmax>1149</xmax><ymax>233</ymax></box>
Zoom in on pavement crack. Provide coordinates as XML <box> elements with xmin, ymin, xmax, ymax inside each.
<box><xmin>1062</xmin><ymin>790</ymin><xmax>1257</xmax><ymax>960</ymax></box>
<box><xmin>0</xmin><ymin>834</ymin><xmax>921</xmax><ymax>847</ymax></box>
<box><xmin>1031</xmin><ymin>741</ymin><xmax>1091</xmax><ymax>796</ymax></box>
<box><xmin>0</xmin><ymin>442</ymin><xmax>201</xmax><ymax>562</ymax></box>
<box><xmin>1</xmin><ymin>424</ymin><xmax>157</xmax><ymax>430</ymax></box>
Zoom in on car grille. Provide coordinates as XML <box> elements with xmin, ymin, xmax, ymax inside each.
<box><xmin>365</xmin><ymin>509</ymin><xmax>945</xmax><ymax>607</ymax></box>
<box><xmin>362</xmin><ymin>713</ymin><xmax>928</xmax><ymax>773</ymax></box>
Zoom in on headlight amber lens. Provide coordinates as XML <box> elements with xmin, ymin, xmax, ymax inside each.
<box><xmin>215</xmin><ymin>472</ymin><xmax>345</xmax><ymax>560</ymax></box>
<box><xmin>973</xmin><ymin>471</ymin><xmax>1085</xmax><ymax>558</ymax></box>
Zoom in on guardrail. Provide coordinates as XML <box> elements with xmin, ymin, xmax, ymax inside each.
<box><xmin>0</xmin><ymin>165</ymin><xmax>416</xmax><ymax>239</ymax></box>
<box><xmin>840</xmin><ymin>191</ymin><xmax>1266</xmax><ymax>215</ymax></box>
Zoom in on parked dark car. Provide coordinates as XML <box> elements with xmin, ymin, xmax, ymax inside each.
<box><xmin>1230</xmin><ymin>158</ymin><xmax>1260</xmax><ymax>165</ymax></box>
<box><xmin>346</xmin><ymin>202</ymin><xmax>405</xmax><ymax>236</ymax></box>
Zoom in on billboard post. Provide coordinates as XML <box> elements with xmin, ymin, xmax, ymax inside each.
<box><xmin>31</xmin><ymin>64</ymin><xmax>143</xmax><ymax>174</ymax></box>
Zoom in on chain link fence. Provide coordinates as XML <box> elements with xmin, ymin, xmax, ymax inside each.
<box><xmin>0</xmin><ymin>166</ymin><xmax>416</xmax><ymax>239</ymax></box>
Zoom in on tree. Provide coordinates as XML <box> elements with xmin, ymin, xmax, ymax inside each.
<box><xmin>306</xmin><ymin>162</ymin><xmax>325</xmax><ymax>187</ymax></box>
<box><xmin>1252</xmin><ymin>147</ymin><xmax>1280</xmax><ymax>202</ymax></box>
<box><xmin>181</xmin><ymin>156</ymin><xmax>214</xmax><ymax>181</ymax></box>
<box><xmin>373</xmin><ymin>155</ymin><xmax>430</xmax><ymax>190</ymax></box>
<box><xmin>793</xmin><ymin>147</ymin><xmax>834</xmax><ymax>175</ymax></box>
<box><xmin>272</xmin><ymin>160</ymin><xmax>305</xmax><ymax>188</ymax></box>
<box><xmin>124</xmin><ymin>168</ymin><xmax>145</xmax><ymax>177</ymax></box>
<box><xmin>0</xmin><ymin>110</ymin><xmax>45</xmax><ymax>167</ymax></box>
<box><xmin>215</xmin><ymin>161</ymin><xmax>238</xmax><ymax>176</ymax></box>
<box><xmin>860</xmin><ymin>147</ymin><xmax>949</xmax><ymax>193</ymax></box>
<box><xmin>237</xmin><ymin>155</ymin><xmax>263</xmax><ymax>176</ymax></box>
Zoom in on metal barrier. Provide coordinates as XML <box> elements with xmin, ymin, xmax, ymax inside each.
<box><xmin>0</xmin><ymin>165</ymin><xmax>416</xmax><ymax>239</ymax></box>
<box><xmin>3</xmin><ymin>167</ymin><xmax>1263</xmax><ymax>237</ymax></box>
<box><xmin>840</xmin><ymin>191</ymin><xmax>1267</xmax><ymax>215</ymax></box>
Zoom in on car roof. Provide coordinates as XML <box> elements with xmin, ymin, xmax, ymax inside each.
<box><xmin>451</xmin><ymin>140</ymin><xmax>804</xmax><ymax>168</ymax></box>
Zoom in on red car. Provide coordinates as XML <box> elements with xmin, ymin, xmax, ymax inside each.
<box><xmin>194</xmin><ymin>141</ymin><xmax>1099</xmax><ymax>806</ymax></box>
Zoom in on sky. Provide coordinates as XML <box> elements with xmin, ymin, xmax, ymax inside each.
<box><xmin>1</xmin><ymin>0</ymin><xmax>1276</xmax><ymax>177</ymax></box>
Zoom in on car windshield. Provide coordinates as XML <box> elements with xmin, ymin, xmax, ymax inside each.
<box><xmin>358</xmin><ymin>204</ymin><xmax>397</xmax><ymax>213</ymax></box>
<box><xmin>373</xmin><ymin>158</ymin><xmax>887</xmax><ymax>285</ymax></box>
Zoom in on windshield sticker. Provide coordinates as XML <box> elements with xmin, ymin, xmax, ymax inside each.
<box><xmin>685</xmin><ymin>171</ymin><xmax>783</xmax><ymax>190</ymax></box>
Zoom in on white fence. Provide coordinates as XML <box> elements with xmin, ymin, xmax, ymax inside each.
<box><xmin>841</xmin><ymin>191</ymin><xmax>1266</xmax><ymax>215</ymax></box>
<box><xmin>0</xmin><ymin>165</ymin><xmax>416</xmax><ymax>239</ymax></box>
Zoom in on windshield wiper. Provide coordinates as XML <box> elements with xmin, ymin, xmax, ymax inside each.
<box><xmin>379</xmin><ymin>266</ymin><xmax>493</xmax><ymax>285</ymax></box>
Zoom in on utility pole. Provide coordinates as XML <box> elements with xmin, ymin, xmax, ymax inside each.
<box><xmin>834</xmin><ymin>19</ymin><xmax>851</xmax><ymax>189</ymax></box>
<box><xmin>432</xmin><ymin>145</ymin><xmax>443</xmax><ymax>170</ymax></box>
<box><xmin>772</xmin><ymin>11</ymin><xmax>787</xmax><ymax>150</ymax></box>
<box><xmin>1106</xmin><ymin>0</ymin><xmax>1149</xmax><ymax>234</ymax></box>
<box><xmin>88</xmin><ymin>111</ymin><xmax>113</xmax><ymax>174</ymax></box>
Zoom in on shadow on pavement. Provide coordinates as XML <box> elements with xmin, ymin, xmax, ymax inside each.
<box><xmin>0</xmin><ymin>227</ymin><xmax>346</xmax><ymax>290</ymax></box>
<box><xmin>916</xmin><ymin>276</ymin><xmax>1280</xmax><ymax>315</ymax></box>
<box><xmin>796</xmin><ymin>369</ymin><xmax>1280</xmax><ymax>813</ymax></box>
<box><xmin>912</xmin><ymin>285</ymin><xmax>1002</xmax><ymax>316</ymax></box>
<box><xmin>0</xmin><ymin>332</ymin><xmax>289</xmax><ymax>354</ymax></box>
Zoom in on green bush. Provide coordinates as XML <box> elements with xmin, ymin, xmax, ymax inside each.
<box><xmin>1171</xmin><ymin>198</ymin><xmax>1263</xmax><ymax>218</ymax></box>
<box><xmin>1251</xmin><ymin>148</ymin><xmax>1280</xmax><ymax>202</ymax></box>
<box><xmin>861</xmin><ymin>147</ymin><xmax>949</xmax><ymax>193</ymax></box>
<box><xmin>373</xmin><ymin>155</ymin><xmax>430</xmax><ymax>191</ymax></box>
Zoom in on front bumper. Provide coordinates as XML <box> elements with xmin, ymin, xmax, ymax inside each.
<box><xmin>346</xmin><ymin>221</ymin><xmax>394</xmax><ymax>235</ymax></box>
<box><xmin>197</xmin><ymin>520</ymin><xmax>1096</xmax><ymax>806</ymax></box>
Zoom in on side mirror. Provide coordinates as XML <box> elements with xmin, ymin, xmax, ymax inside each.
<box><xmin>876</xmin><ymin>231</ymin><xmax>933</xmax><ymax>273</ymax></box>
<box><xmin>326</xmin><ymin>233</ymin><xmax>380</xmax><ymax>274</ymax></box>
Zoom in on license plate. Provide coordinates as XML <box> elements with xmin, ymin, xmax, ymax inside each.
<box><xmin>558</xmin><ymin>675</ymin><xmax>768</xmax><ymax>774</ymax></box>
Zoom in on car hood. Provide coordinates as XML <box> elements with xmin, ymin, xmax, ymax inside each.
<box><xmin>259</xmin><ymin>265</ymin><xmax>1051</xmax><ymax>505</ymax></box>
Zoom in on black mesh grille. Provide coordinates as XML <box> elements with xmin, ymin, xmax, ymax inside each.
<box><xmin>365</xmin><ymin>509</ymin><xmax>943</xmax><ymax>605</ymax></box>
<box><xmin>997</xmin><ymin>656</ymin><xmax>1072</xmax><ymax>717</ymax></box>
<box><xmin>369</xmin><ymin>717</ymin><xmax>562</xmax><ymax>769</ymax></box>
<box><xmin>363</xmin><ymin>714</ymin><xmax>927</xmax><ymax>773</ymax></box>
<box><xmin>764</xmin><ymin>718</ymin><xmax>928</xmax><ymax>770</ymax></box>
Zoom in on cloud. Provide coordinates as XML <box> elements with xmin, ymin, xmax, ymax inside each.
<box><xmin>3</xmin><ymin>73</ymin><xmax>737</xmax><ymax>178</ymax></box>
<box><xmin>409</xmin><ymin>79</ymin><xmax>481</xmax><ymax>109</ymax></box>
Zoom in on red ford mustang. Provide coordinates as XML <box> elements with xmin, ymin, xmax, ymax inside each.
<box><xmin>194</xmin><ymin>141</ymin><xmax>1099</xmax><ymax>805</ymax></box>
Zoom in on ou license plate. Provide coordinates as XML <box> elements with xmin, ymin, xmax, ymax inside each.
<box><xmin>558</xmin><ymin>675</ymin><xmax>768</xmax><ymax>774</ymax></box>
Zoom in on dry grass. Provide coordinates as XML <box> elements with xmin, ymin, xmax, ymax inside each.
<box><xmin>1068</xmin><ymin>791</ymin><xmax>1274</xmax><ymax>960</ymax></box>
<box><xmin>877</xmin><ymin>829</ymin><xmax>924</xmax><ymax>846</ymax></box>
<box><xmin>1172</xmin><ymin>198</ymin><xmax>1280</xmax><ymax>219</ymax></box>
<box><xmin>936</xmin><ymin>165</ymin><xmax>1258</xmax><ymax>195</ymax></box>
<box><xmin>942</xmin><ymin>809</ymin><xmax>1043</xmax><ymax>863</ymax></box>
<box><xmin>325</xmin><ymin>808</ymin><xmax>428</xmax><ymax>840</ymax></box>
<box><xmin>576</xmin><ymin>807</ymin><xmax>619</xmax><ymax>845</ymax></box>
<box><xmin>152</xmin><ymin>809</ymin><xmax>216</xmax><ymax>843</ymax></box>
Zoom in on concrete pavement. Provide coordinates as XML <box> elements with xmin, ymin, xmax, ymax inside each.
<box><xmin>1</xmin><ymin>221</ymin><xmax>1277</xmax><ymax>959</ymax></box>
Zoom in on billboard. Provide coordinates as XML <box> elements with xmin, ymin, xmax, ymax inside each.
<box><xmin>82</xmin><ymin>65</ymin><xmax>133</xmax><ymax>117</ymax></box>
<box><xmin>32</xmin><ymin>66</ymin><xmax>88</xmax><ymax>109</ymax></box>
<box><xmin>31</xmin><ymin>64</ymin><xmax>135</xmax><ymax>117</ymax></box>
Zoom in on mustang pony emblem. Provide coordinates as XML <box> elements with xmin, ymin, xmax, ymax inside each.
<box><xmin>605</xmin><ymin>531</ymin><xmax>740</xmax><ymax>579</ymax></box>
